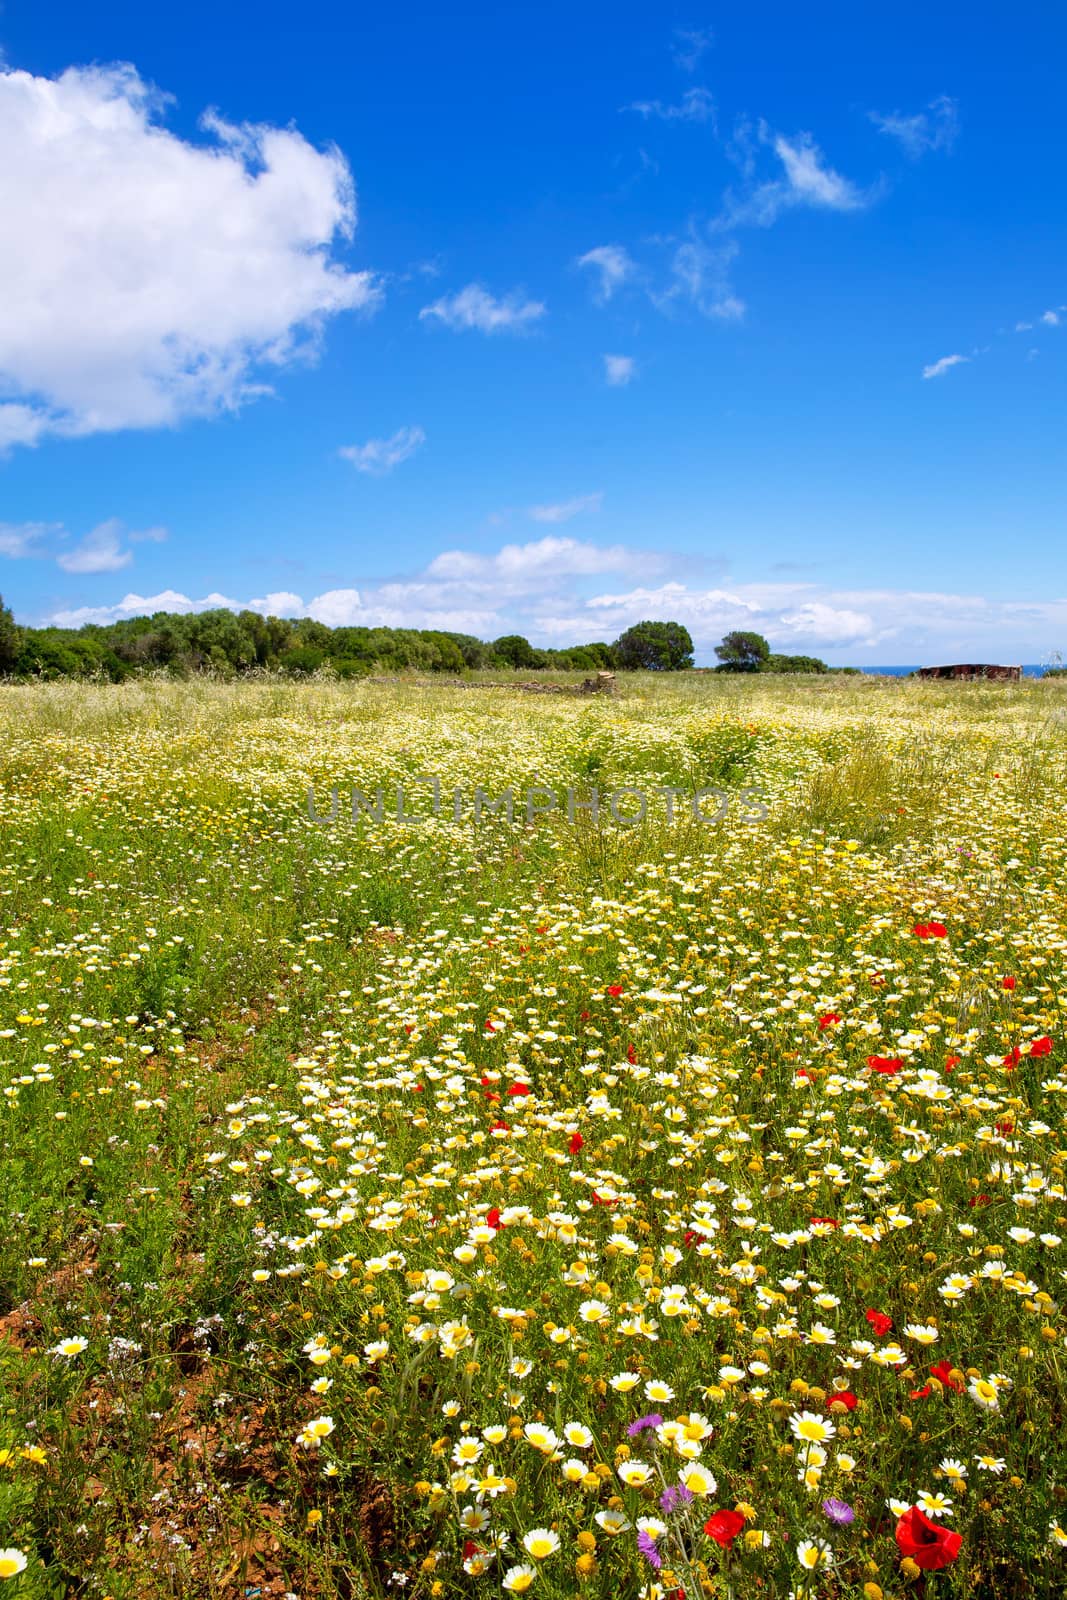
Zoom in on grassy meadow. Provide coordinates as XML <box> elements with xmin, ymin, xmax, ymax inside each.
<box><xmin>3</xmin><ymin>671</ymin><xmax>1067</xmax><ymax>1598</ymax></box>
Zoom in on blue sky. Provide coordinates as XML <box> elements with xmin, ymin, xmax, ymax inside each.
<box><xmin>0</xmin><ymin>1</ymin><xmax>1063</xmax><ymax>663</ymax></box>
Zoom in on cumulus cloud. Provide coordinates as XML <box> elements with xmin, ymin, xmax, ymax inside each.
<box><xmin>604</xmin><ymin>354</ymin><xmax>636</xmax><ymax>386</ymax></box>
<box><xmin>527</xmin><ymin>493</ymin><xmax>603</xmax><ymax>524</ymax></box>
<box><xmin>41</xmin><ymin>539</ymin><xmax>1067</xmax><ymax>661</ymax></box>
<box><xmin>623</xmin><ymin>87</ymin><xmax>715</xmax><ymax>126</ymax></box>
<box><xmin>0</xmin><ymin>62</ymin><xmax>377</xmax><ymax>449</ymax></box>
<box><xmin>922</xmin><ymin>352</ymin><xmax>969</xmax><ymax>379</ymax></box>
<box><xmin>869</xmin><ymin>95</ymin><xmax>958</xmax><ymax>159</ymax></box>
<box><xmin>576</xmin><ymin>245</ymin><xmax>636</xmax><ymax>304</ymax></box>
<box><xmin>419</xmin><ymin>284</ymin><xmax>545</xmax><ymax>333</ymax></box>
<box><xmin>338</xmin><ymin>426</ymin><xmax>425</xmax><ymax>475</ymax></box>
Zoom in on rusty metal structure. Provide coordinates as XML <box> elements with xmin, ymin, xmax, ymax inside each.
<box><xmin>917</xmin><ymin>663</ymin><xmax>1021</xmax><ymax>681</ymax></box>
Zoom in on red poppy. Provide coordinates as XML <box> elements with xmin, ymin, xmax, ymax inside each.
<box><xmin>944</xmin><ymin>1054</ymin><xmax>961</xmax><ymax>1072</ymax></box>
<box><xmin>810</xmin><ymin>1216</ymin><xmax>838</xmax><ymax>1229</ymax></box>
<box><xmin>489</xmin><ymin>1118</ymin><xmax>509</xmax><ymax>1132</ymax></box>
<box><xmin>704</xmin><ymin>1509</ymin><xmax>745</xmax><ymax>1548</ymax></box>
<box><xmin>895</xmin><ymin>1506</ymin><xmax>962</xmax><ymax>1570</ymax></box>
<box><xmin>683</xmin><ymin>1229</ymin><xmax>700</xmax><ymax>1249</ymax></box>
<box><xmin>485</xmin><ymin>1208</ymin><xmax>503</xmax><ymax>1230</ymax></box>
<box><xmin>866</xmin><ymin>1309</ymin><xmax>893</xmax><ymax>1336</ymax></box>
<box><xmin>404</xmin><ymin>1024</ymin><xmax>415</xmax><ymax>1035</ymax></box>
<box><xmin>829</xmin><ymin>1389</ymin><xmax>857</xmax><ymax>1411</ymax></box>
<box><xmin>929</xmin><ymin>1359</ymin><xmax>963</xmax><ymax>1393</ymax></box>
<box><xmin>518</xmin><ymin>944</ymin><xmax>529</xmax><ymax>954</ymax></box>
<box><xmin>996</xmin><ymin>1120</ymin><xmax>1014</xmax><ymax>1135</ymax></box>
<box><xmin>569</xmin><ymin>1131</ymin><xmax>584</xmax><ymax>1154</ymax></box>
<box><xmin>579</xmin><ymin>1010</ymin><xmax>590</xmax><ymax>1023</ymax></box>
<box><xmin>591</xmin><ymin>1191</ymin><xmax>617</xmax><ymax>1207</ymax></box>
<box><xmin>1030</xmin><ymin>1035</ymin><xmax>1054</xmax><ymax>1057</ymax></box>
<box><xmin>411</xmin><ymin>1083</ymin><xmax>423</xmax><ymax>1092</ymax></box>
<box><xmin>1002</xmin><ymin>976</ymin><xmax>1016</xmax><ymax>991</ymax></box>
<box><xmin>911</xmin><ymin>920</ymin><xmax>948</xmax><ymax>939</ymax></box>
<box><xmin>796</xmin><ymin>1068</ymin><xmax>813</xmax><ymax>1081</ymax></box>
<box><xmin>968</xmin><ymin>1193</ymin><xmax>991</xmax><ymax>1208</ymax></box>
<box><xmin>484</xmin><ymin>1019</ymin><xmax>497</xmax><ymax>1032</ymax></box>
<box><xmin>463</xmin><ymin>1540</ymin><xmax>480</xmax><ymax>1559</ymax></box>
<box><xmin>607</xmin><ymin>984</ymin><xmax>625</xmax><ymax>998</ymax></box>
<box><xmin>867</xmin><ymin>1055</ymin><xmax>903</xmax><ymax>1075</ymax></box>
<box><xmin>626</xmin><ymin>1044</ymin><xmax>638</xmax><ymax>1064</ymax></box>
<box><xmin>818</xmin><ymin>1011</ymin><xmax>841</xmax><ymax>1030</ymax></box>
<box><xmin>507</xmin><ymin>1082</ymin><xmax>531</xmax><ymax>1097</ymax></box>
<box><xmin>909</xmin><ymin>1383</ymin><xmax>932</xmax><ymax>1399</ymax></box>
<box><xmin>1002</xmin><ymin>1045</ymin><xmax>1021</xmax><ymax>1069</ymax></box>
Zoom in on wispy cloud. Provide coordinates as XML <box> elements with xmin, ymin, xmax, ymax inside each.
<box><xmin>527</xmin><ymin>493</ymin><xmax>603</xmax><ymax>524</ymax></box>
<box><xmin>56</xmin><ymin>519</ymin><xmax>135</xmax><ymax>574</ymax></box>
<box><xmin>623</xmin><ymin>87</ymin><xmax>715</xmax><ymax>126</ymax></box>
<box><xmin>338</xmin><ymin>426</ymin><xmax>425</xmax><ymax>475</ymax></box>
<box><xmin>576</xmin><ymin>245</ymin><xmax>636</xmax><ymax>304</ymax></box>
<box><xmin>869</xmin><ymin>95</ymin><xmax>958</xmax><ymax>159</ymax></box>
<box><xmin>654</xmin><ymin>233</ymin><xmax>744</xmax><ymax>321</ymax></box>
<box><xmin>0</xmin><ymin>521</ymin><xmax>53</xmax><ymax>559</ymax></box>
<box><xmin>419</xmin><ymin>284</ymin><xmax>546</xmax><ymax>333</ymax></box>
<box><xmin>1042</xmin><ymin>309</ymin><xmax>1062</xmax><ymax>327</ymax></box>
<box><xmin>671</xmin><ymin>26</ymin><xmax>713</xmax><ymax>72</ymax></box>
<box><xmin>719</xmin><ymin>125</ymin><xmax>870</xmax><ymax>229</ymax></box>
<box><xmin>922</xmin><ymin>353</ymin><xmax>968</xmax><ymax>379</ymax></box>
<box><xmin>1</xmin><ymin>517</ymin><xmax>163</xmax><ymax>571</ymax></box>
<box><xmin>604</xmin><ymin>354</ymin><xmax>636</xmax><ymax>386</ymax></box>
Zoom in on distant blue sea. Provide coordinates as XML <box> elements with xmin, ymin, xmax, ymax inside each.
<box><xmin>858</xmin><ymin>665</ymin><xmax>1049</xmax><ymax>678</ymax></box>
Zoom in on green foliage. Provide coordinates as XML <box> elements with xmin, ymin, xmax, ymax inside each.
<box><xmin>714</xmin><ymin>629</ymin><xmax>771</xmax><ymax>671</ymax></box>
<box><xmin>612</xmin><ymin>618</ymin><xmax>694</xmax><ymax>671</ymax></box>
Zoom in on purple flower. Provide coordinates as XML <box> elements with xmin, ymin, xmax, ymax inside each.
<box><xmin>627</xmin><ymin>1412</ymin><xmax>664</xmax><ymax>1437</ymax></box>
<box><xmin>822</xmin><ymin>1497</ymin><xmax>855</xmax><ymax>1526</ymax></box>
<box><xmin>660</xmin><ymin>1484</ymin><xmax>695</xmax><ymax>1513</ymax></box>
<box><xmin>637</xmin><ymin>1530</ymin><xmax>662</xmax><ymax>1570</ymax></box>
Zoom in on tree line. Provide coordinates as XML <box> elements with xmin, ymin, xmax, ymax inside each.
<box><xmin>0</xmin><ymin>598</ymin><xmax>832</xmax><ymax>680</ymax></box>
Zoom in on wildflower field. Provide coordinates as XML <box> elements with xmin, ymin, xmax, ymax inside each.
<box><xmin>4</xmin><ymin>672</ymin><xmax>1067</xmax><ymax>1600</ymax></box>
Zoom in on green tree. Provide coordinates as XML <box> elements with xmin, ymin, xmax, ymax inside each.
<box><xmin>0</xmin><ymin>593</ymin><xmax>21</xmax><ymax>674</ymax></box>
<box><xmin>492</xmin><ymin>634</ymin><xmax>543</xmax><ymax>670</ymax></box>
<box><xmin>714</xmin><ymin>630</ymin><xmax>770</xmax><ymax>672</ymax></box>
<box><xmin>612</xmin><ymin>620</ymin><xmax>694</xmax><ymax>671</ymax></box>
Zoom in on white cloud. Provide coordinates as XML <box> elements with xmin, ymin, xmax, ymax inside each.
<box><xmin>49</xmin><ymin>589</ymin><xmax>236</xmax><ymax>628</ymax></box>
<box><xmin>604</xmin><ymin>354</ymin><xmax>636</xmax><ymax>386</ymax></box>
<box><xmin>1</xmin><ymin>515</ymin><xmax>163</xmax><ymax>570</ymax></box>
<box><xmin>527</xmin><ymin>493</ymin><xmax>603</xmax><ymax>524</ymax></box>
<box><xmin>671</xmin><ymin>27</ymin><xmax>714</xmax><ymax>72</ymax></box>
<box><xmin>773</xmin><ymin>132</ymin><xmax>866</xmax><ymax>210</ymax></box>
<box><xmin>1042</xmin><ymin>309</ymin><xmax>1061</xmax><ymax>327</ymax></box>
<box><xmin>654</xmin><ymin>234</ymin><xmax>745</xmax><ymax>320</ymax></box>
<box><xmin>0</xmin><ymin>63</ymin><xmax>377</xmax><ymax>449</ymax></box>
<box><xmin>41</xmin><ymin>540</ymin><xmax>1067</xmax><ymax>662</ymax></box>
<box><xmin>623</xmin><ymin>87</ymin><xmax>715</xmax><ymax>126</ymax></box>
<box><xmin>869</xmin><ymin>95</ymin><xmax>958</xmax><ymax>159</ymax></box>
<box><xmin>338</xmin><ymin>425</ymin><xmax>425</xmax><ymax>475</ymax></box>
<box><xmin>922</xmin><ymin>352</ymin><xmax>968</xmax><ymax>379</ymax></box>
<box><xmin>56</xmin><ymin>518</ymin><xmax>133</xmax><ymax>574</ymax></box>
<box><xmin>419</xmin><ymin>283</ymin><xmax>545</xmax><ymax>334</ymax></box>
<box><xmin>0</xmin><ymin>521</ymin><xmax>53</xmax><ymax>558</ymax></box>
<box><xmin>719</xmin><ymin>126</ymin><xmax>869</xmax><ymax>229</ymax></box>
<box><xmin>576</xmin><ymin>245</ymin><xmax>635</xmax><ymax>304</ymax></box>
